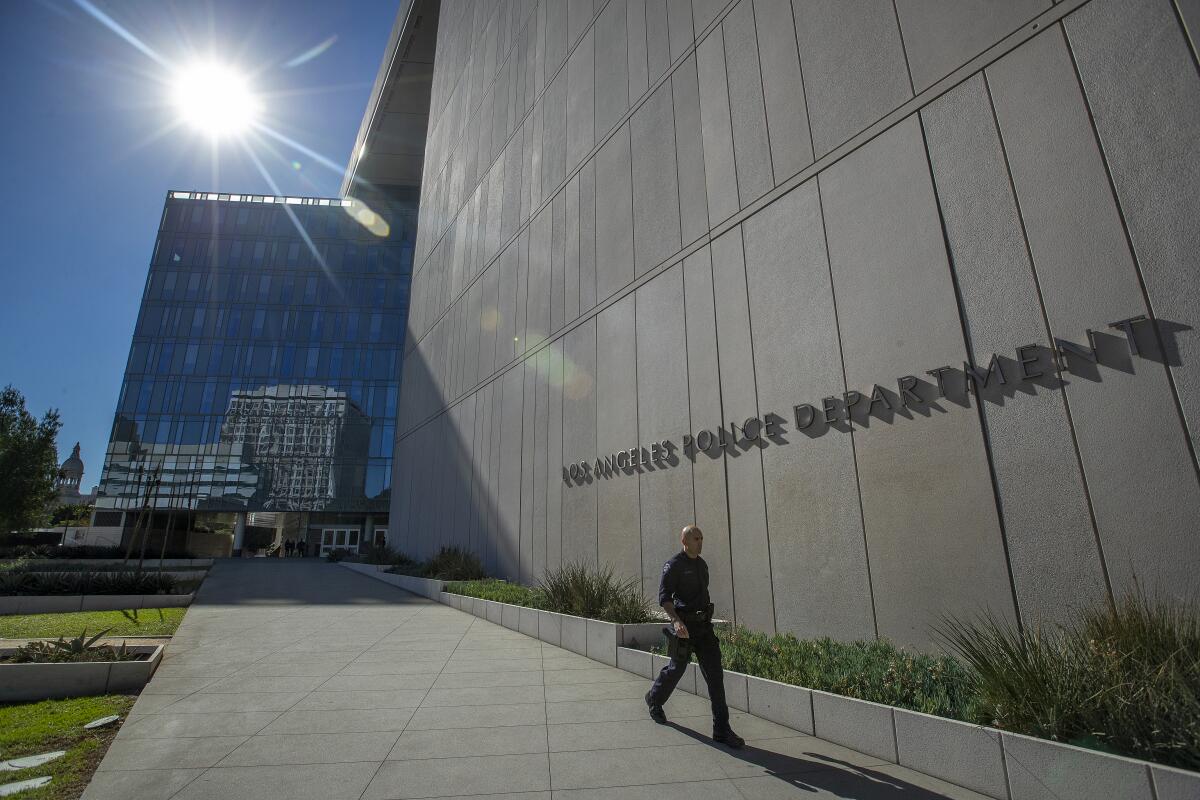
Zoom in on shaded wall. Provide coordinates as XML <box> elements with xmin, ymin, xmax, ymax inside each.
<box><xmin>390</xmin><ymin>0</ymin><xmax>1200</xmax><ymax>648</ymax></box>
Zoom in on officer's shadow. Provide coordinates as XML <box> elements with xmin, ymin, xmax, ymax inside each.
<box><xmin>665</xmin><ymin>722</ymin><xmax>964</xmax><ymax>798</ymax></box>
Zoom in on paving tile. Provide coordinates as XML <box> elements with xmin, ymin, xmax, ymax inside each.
<box><xmin>362</xmin><ymin>753</ymin><xmax>551</xmax><ymax>799</ymax></box>
<box><xmin>339</xmin><ymin>659</ymin><xmax>447</xmax><ymax>674</ymax></box>
<box><xmin>231</xmin><ymin>660</ymin><xmax>354</xmax><ymax>677</ymax></box>
<box><xmin>219</xmin><ymin>732</ymin><xmax>400</xmax><ymax>766</ymax></box>
<box><xmin>81</xmin><ymin>768</ymin><xmax>205</xmax><ymax>800</ymax></box>
<box><xmin>441</xmin><ymin>657</ymin><xmax>545</xmax><ymax>673</ymax></box>
<box><xmin>162</xmin><ymin>692</ymin><xmax>307</xmax><ymax>714</ymax></box>
<box><xmin>544</xmin><ymin>682</ymin><xmax>652</xmax><ymax>702</ymax></box>
<box><xmin>547</xmin><ymin>696</ymin><xmax>711</xmax><ymax>724</ymax></box>
<box><xmin>550</xmin><ymin>744</ymin><xmax>726</xmax><ymax>790</ymax></box>
<box><xmin>549</xmin><ymin>719</ymin><xmax>704</xmax><ymax>752</ymax></box>
<box><xmin>406</xmin><ymin>702</ymin><xmax>548</xmax><ymax>730</ymax></box>
<box><xmin>290</xmin><ymin>689</ymin><xmax>428</xmax><ymax>711</ymax></box>
<box><xmin>126</xmin><ymin>693</ymin><xmax>186</xmax><ymax>717</ymax></box>
<box><xmin>674</xmin><ymin>712</ymin><xmax>803</xmax><ymax>742</ymax></box>
<box><xmin>388</xmin><ymin>724</ymin><xmax>548</xmax><ymax>760</ymax></box>
<box><xmin>140</xmin><ymin>676</ymin><xmax>220</xmax><ymax>695</ymax></box>
<box><xmin>431</xmin><ymin>670</ymin><xmax>544</xmax><ymax>689</ymax></box>
<box><xmin>550</xmin><ymin>779</ymin><xmax>744</xmax><ymax>799</ymax></box>
<box><xmin>730</xmin><ymin>761</ymin><xmax>991</xmax><ymax>799</ymax></box>
<box><xmin>97</xmin><ymin>736</ymin><xmax>247</xmax><ymax>771</ymax></box>
<box><xmin>152</xmin><ymin>662</ymin><xmax>251</xmax><ymax>679</ymax></box>
<box><xmin>201</xmin><ymin>675</ymin><xmax>326</xmax><ymax>694</ymax></box>
<box><xmin>420</xmin><ymin>685</ymin><xmax>546</xmax><ymax>707</ymax></box>
<box><xmin>258</xmin><ymin>707</ymin><xmax>416</xmax><ymax>734</ymax></box>
<box><xmin>117</xmin><ymin>711</ymin><xmax>279</xmax><ymax>739</ymax></box>
<box><xmin>170</xmin><ymin>762</ymin><xmax>379</xmax><ymax>800</ymax></box>
<box><xmin>542</xmin><ymin>668</ymin><xmax>644</xmax><ymax>685</ymax></box>
<box><xmin>318</xmin><ymin>673</ymin><xmax>437</xmax><ymax>692</ymax></box>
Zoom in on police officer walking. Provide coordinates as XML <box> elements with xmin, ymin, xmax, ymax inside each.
<box><xmin>645</xmin><ymin>524</ymin><xmax>744</xmax><ymax>748</ymax></box>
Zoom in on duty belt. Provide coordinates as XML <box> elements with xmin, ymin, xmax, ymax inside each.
<box><xmin>677</xmin><ymin>605</ymin><xmax>713</xmax><ymax>624</ymax></box>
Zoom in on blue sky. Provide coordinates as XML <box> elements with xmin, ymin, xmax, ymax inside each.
<box><xmin>0</xmin><ymin>0</ymin><xmax>398</xmax><ymax>489</ymax></box>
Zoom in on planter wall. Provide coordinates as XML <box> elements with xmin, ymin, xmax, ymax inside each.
<box><xmin>339</xmin><ymin>562</ymin><xmax>444</xmax><ymax>598</ymax></box>
<box><xmin>333</xmin><ymin>563</ymin><xmax>1200</xmax><ymax>800</ymax></box>
<box><xmin>0</xmin><ymin>644</ymin><xmax>164</xmax><ymax>703</ymax></box>
<box><xmin>20</xmin><ymin>558</ymin><xmax>213</xmax><ymax>569</ymax></box>
<box><xmin>0</xmin><ymin>594</ymin><xmax>193</xmax><ymax>616</ymax></box>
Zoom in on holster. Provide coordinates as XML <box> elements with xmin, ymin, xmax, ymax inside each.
<box><xmin>663</xmin><ymin>627</ymin><xmax>693</xmax><ymax>662</ymax></box>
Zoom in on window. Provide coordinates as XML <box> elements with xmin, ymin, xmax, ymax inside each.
<box><xmin>252</xmin><ymin>241</ymin><xmax>266</xmax><ymax>267</ymax></box>
<box><xmin>258</xmin><ymin>274</ymin><xmax>271</xmax><ymax>302</ymax></box>
<box><xmin>252</xmin><ymin>309</ymin><xmax>265</xmax><ymax>337</ymax></box>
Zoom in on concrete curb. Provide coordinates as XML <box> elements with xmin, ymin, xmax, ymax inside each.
<box><xmin>0</xmin><ymin>643</ymin><xmax>164</xmax><ymax>703</ymax></box>
<box><xmin>0</xmin><ymin>594</ymin><xmax>194</xmax><ymax>616</ymax></box>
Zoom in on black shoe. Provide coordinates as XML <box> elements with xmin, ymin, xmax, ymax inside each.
<box><xmin>713</xmin><ymin>728</ymin><xmax>744</xmax><ymax>748</ymax></box>
<box><xmin>645</xmin><ymin>691</ymin><xmax>666</xmax><ymax>724</ymax></box>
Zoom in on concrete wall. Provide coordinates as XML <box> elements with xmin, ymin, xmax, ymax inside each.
<box><xmin>390</xmin><ymin>0</ymin><xmax>1200</xmax><ymax>648</ymax></box>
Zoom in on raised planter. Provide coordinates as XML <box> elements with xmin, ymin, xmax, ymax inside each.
<box><xmin>18</xmin><ymin>558</ymin><xmax>213</xmax><ymax>568</ymax></box>
<box><xmin>0</xmin><ymin>594</ymin><xmax>193</xmax><ymax>616</ymax></box>
<box><xmin>338</xmin><ymin>562</ymin><xmax>444</xmax><ymax>598</ymax></box>
<box><xmin>0</xmin><ymin>644</ymin><xmax>164</xmax><ymax>703</ymax></box>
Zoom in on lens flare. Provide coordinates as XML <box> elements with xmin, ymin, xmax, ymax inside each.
<box><xmin>172</xmin><ymin>62</ymin><xmax>260</xmax><ymax>138</ymax></box>
<box><xmin>343</xmin><ymin>197</ymin><xmax>390</xmax><ymax>238</ymax></box>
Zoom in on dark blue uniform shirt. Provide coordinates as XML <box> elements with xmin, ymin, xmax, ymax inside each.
<box><xmin>658</xmin><ymin>551</ymin><xmax>711</xmax><ymax>613</ymax></box>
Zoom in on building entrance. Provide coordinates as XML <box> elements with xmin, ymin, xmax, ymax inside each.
<box><xmin>320</xmin><ymin>528</ymin><xmax>360</xmax><ymax>556</ymax></box>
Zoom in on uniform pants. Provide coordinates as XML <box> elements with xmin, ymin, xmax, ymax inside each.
<box><xmin>647</xmin><ymin>622</ymin><xmax>730</xmax><ymax>731</ymax></box>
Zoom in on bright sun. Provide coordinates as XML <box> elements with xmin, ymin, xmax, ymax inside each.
<box><xmin>172</xmin><ymin>62</ymin><xmax>259</xmax><ymax>138</ymax></box>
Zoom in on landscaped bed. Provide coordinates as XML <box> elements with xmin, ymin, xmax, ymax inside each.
<box><xmin>0</xmin><ymin>608</ymin><xmax>185</xmax><ymax>639</ymax></box>
<box><xmin>0</xmin><ymin>695</ymin><xmax>134</xmax><ymax>800</ymax></box>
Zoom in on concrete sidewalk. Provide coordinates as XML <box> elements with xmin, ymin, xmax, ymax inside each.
<box><xmin>83</xmin><ymin>559</ymin><xmax>987</xmax><ymax>800</ymax></box>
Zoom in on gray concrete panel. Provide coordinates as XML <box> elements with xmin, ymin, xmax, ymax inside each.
<box><xmin>1066</xmin><ymin>0</ymin><xmax>1200</xmax><ymax>467</ymax></box>
<box><xmin>479</xmin><ymin>263</ymin><xmax>500</xmax><ymax>380</ymax></box>
<box><xmin>988</xmin><ymin>28</ymin><xmax>1200</xmax><ymax>601</ymax></box>
<box><xmin>742</xmin><ymin>180</ymin><xmax>876</xmax><ymax>641</ymax></box>
<box><xmin>542</xmin><ymin>70</ymin><xmax>568</xmax><ymax>200</ymax></box>
<box><xmin>696</xmin><ymin>27</ymin><xmax>739</xmax><ymax>225</ymax></box>
<box><xmin>533</xmin><ymin>347</ymin><xmax>551</xmax><ymax>581</ymax></box>
<box><xmin>635</xmin><ymin>265</ymin><xmax>696</xmax><ymax>600</ymax></box>
<box><xmin>753</xmin><ymin>0</ymin><xmax>814</xmax><ymax>180</ymax></box>
<box><xmin>646</xmin><ymin>0</ymin><xmax>671</xmax><ymax>83</ymax></box>
<box><xmin>681</xmin><ymin>247</ymin><xmax>735</xmax><ymax>616</ymax></box>
<box><xmin>693</xmin><ymin>0</ymin><xmax>728</xmax><ymax>33</ymax></box>
<box><xmin>545</xmin><ymin>0</ymin><xmax>568</xmax><ymax>83</ymax></box>
<box><xmin>710</xmin><ymin>228</ymin><xmax>776</xmax><ymax>634</ymax></box>
<box><xmin>578</xmin><ymin>161</ymin><xmax>598</xmax><ymax>313</ymax></box>
<box><xmin>595</xmin><ymin>0</ymin><xmax>630</xmax><ymax>136</ymax></box>
<box><xmin>793</xmin><ymin>0</ymin><xmax>913</xmax><ymax>156</ymax></box>
<box><xmin>895</xmin><ymin>0</ymin><xmax>1049</xmax><ymax>92</ymax></box>
<box><xmin>546</xmin><ymin>340</ymin><xmax>566</xmax><ymax>572</ymax></box>
<box><xmin>671</xmin><ymin>55</ymin><xmax>710</xmax><ymax>246</ymax></box>
<box><xmin>496</xmin><ymin>241</ymin><xmax>519</xmax><ymax>366</ymax></box>
<box><xmin>723</xmin><ymin>0</ymin><xmax>774</xmax><ymax>206</ymax></box>
<box><xmin>562</xmin><ymin>320</ymin><xmax>599</xmax><ymax>566</ymax></box>
<box><xmin>488</xmin><ymin>356</ymin><xmax>508</xmax><ymax>574</ymax></box>
<box><xmin>527</xmin><ymin>205</ymin><xmax>553</xmax><ymax>349</ymax></box>
<box><xmin>594</xmin><ymin>125</ymin><xmax>636</xmax><ymax>302</ymax></box>
<box><xmin>819</xmin><ymin>115</ymin><xmax>1015</xmax><ymax>649</ymax></box>
<box><xmin>502</xmin><ymin>127</ymin><xmax>525</xmax><ymax>245</ymax></box>
<box><xmin>564</xmin><ymin>174</ymin><xmax>581</xmax><ymax>324</ymax></box>
<box><xmin>568</xmin><ymin>0</ymin><xmax>593</xmax><ymax>49</ymax></box>
<box><xmin>666</xmin><ymin>0</ymin><xmax>694</xmax><ymax>62</ymax></box>
<box><xmin>521</xmin><ymin>355</ymin><xmax>538</xmax><ymax>582</ymax></box>
<box><xmin>551</xmin><ymin>192</ymin><xmax>567</xmax><ymax>332</ymax></box>
<box><xmin>596</xmin><ymin>296</ymin><xmax>643</xmax><ymax>579</ymax></box>
<box><xmin>515</xmin><ymin>229</ymin><xmax>531</xmax><ymax>357</ymax></box>
<box><xmin>566</xmin><ymin>28</ymin><xmax>596</xmax><ymax>173</ymax></box>
<box><xmin>922</xmin><ymin>74</ymin><xmax>1107</xmax><ymax>625</ymax></box>
<box><xmin>499</xmin><ymin>364</ymin><xmax>526</xmax><ymax>579</ymax></box>
<box><xmin>628</xmin><ymin>0</ymin><xmax>649</xmax><ymax>101</ymax></box>
<box><xmin>630</xmin><ymin>82</ymin><xmax>682</xmax><ymax>277</ymax></box>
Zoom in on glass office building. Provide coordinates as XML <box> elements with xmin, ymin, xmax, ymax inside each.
<box><xmin>94</xmin><ymin>189</ymin><xmax>415</xmax><ymax>555</ymax></box>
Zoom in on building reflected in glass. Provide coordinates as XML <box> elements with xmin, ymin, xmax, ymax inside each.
<box><xmin>94</xmin><ymin>189</ymin><xmax>413</xmax><ymax>556</ymax></box>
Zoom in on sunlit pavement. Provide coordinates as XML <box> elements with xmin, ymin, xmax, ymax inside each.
<box><xmin>81</xmin><ymin>559</ymin><xmax>988</xmax><ymax>800</ymax></box>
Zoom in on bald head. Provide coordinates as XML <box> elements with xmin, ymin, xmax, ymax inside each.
<box><xmin>681</xmin><ymin>525</ymin><xmax>703</xmax><ymax>558</ymax></box>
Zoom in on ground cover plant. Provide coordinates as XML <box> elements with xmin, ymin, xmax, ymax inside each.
<box><xmin>444</xmin><ymin>562</ymin><xmax>654</xmax><ymax>624</ymax></box>
<box><xmin>0</xmin><ymin>608</ymin><xmax>185</xmax><ymax>639</ymax></box>
<box><xmin>0</xmin><ymin>694</ymin><xmax>134</xmax><ymax>800</ymax></box>
<box><xmin>939</xmin><ymin>590</ymin><xmax>1200</xmax><ymax>770</ymax></box>
<box><xmin>386</xmin><ymin>546</ymin><xmax>487</xmax><ymax>581</ymax></box>
<box><xmin>0</xmin><ymin>566</ymin><xmax>187</xmax><ymax>596</ymax></box>
<box><xmin>2</xmin><ymin>630</ymin><xmax>144</xmax><ymax>664</ymax></box>
<box><xmin>0</xmin><ymin>544</ymin><xmax>199</xmax><ymax>560</ymax></box>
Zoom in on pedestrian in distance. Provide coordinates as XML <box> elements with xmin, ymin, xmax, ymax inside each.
<box><xmin>645</xmin><ymin>524</ymin><xmax>744</xmax><ymax>748</ymax></box>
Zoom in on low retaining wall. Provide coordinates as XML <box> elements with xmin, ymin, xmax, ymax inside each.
<box><xmin>337</xmin><ymin>561</ymin><xmax>1199</xmax><ymax>800</ymax></box>
<box><xmin>0</xmin><ymin>594</ymin><xmax>194</xmax><ymax>616</ymax></box>
<box><xmin>16</xmin><ymin>558</ymin><xmax>214</xmax><ymax>568</ymax></box>
<box><xmin>0</xmin><ymin>644</ymin><xmax>164</xmax><ymax>703</ymax></box>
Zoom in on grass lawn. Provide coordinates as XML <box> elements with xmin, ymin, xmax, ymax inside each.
<box><xmin>0</xmin><ymin>695</ymin><xmax>135</xmax><ymax>799</ymax></box>
<box><xmin>0</xmin><ymin>608</ymin><xmax>185</xmax><ymax>640</ymax></box>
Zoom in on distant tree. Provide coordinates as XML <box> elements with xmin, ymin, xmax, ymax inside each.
<box><xmin>0</xmin><ymin>386</ymin><xmax>62</xmax><ymax>533</ymax></box>
<box><xmin>50</xmin><ymin>503</ymin><xmax>94</xmax><ymax>527</ymax></box>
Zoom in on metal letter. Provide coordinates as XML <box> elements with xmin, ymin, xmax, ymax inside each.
<box><xmin>897</xmin><ymin>376</ymin><xmax>922</xmax><ymax>406</ymax></box>
<box><xmin>742</xmin><ymin>418</ymin><xmax>763</xmax><ymax>440</ymax></box>
<box><xmin>682</xmin><ymin>433</ymin><xmax>694</xmax><ymax>452</ymax></box>
<box><xmin>1056</xmin><ymin>333</ymin><xmax>1099</xmax><ymax>366</ymax></box>
<box><xmin>794</xmin><ymin>403</ymin><xmax>816</xmax><ymax>429</ymax></box>
<box><xmin>843</xmin><ymin>390</ymin><xmax>862</xmax><ymax>411</ymax></box>
<box><xmin>868</xmin><ymin>385</ymin><xmax>892</xmax><ymax>413</ymax></box>
<box><xmin>821</xmin><ymin>397</ymin><xmax>839</xmax><ymax>424</ymax></box>
<box><xmin>964</xmin><ymin>353</ymin><xmax>1006</xmax><ymax>391</ymax></box>
<box><xmin>926</xmin><ymin>366</ymin><xmax>953</xmax><ymax>398</ymax></box>
<box><xmin>1109</xmin><ymin>315</ymin><xmax>1148</xmax><ymax>357</ymax></box>
<box><xmin>1016</xmin><ymin>344</ymin><xmax>1042</xmax><ymax>380</ymax></box>
<box><xmin>616</xmin><ymin>451</ymin><xmax>629</xmax><ymax>469</ymax></box>
<box><xmin>696</xmin><ymin>429</ymin><xmax>713</xmax><ymax>451</ymax></box>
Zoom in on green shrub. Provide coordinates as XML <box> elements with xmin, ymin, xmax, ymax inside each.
<box><xmin>361</xmin><ymin>544</ymin><xmax>417</xmax><ymax>566</ymax></box>
<box><xmin>537</xmin><ymin>562</ymin><xmax>653</xmax><ymax>624</ymax></box>
<box><xmin>2</xmin><ymin>629</ymin><xmax>142</xmax><ymax>664</ymax></box>
<box><xmin>445</xmin><ymin>579</ymin><xmax>544</xmax><ymax>607</ymax></box>
<box><xmin>418</xmin><ymin>547</ymin><xmax>486</xmax><ymax>581</ymax></box>
<box><xmin>0</xmin><ymin>568</ymin><xmax>177</xmax><ymax>596</ymax></box>
<box><xmin>939</xmin><ymin>591</ymin><xmax>1200</xmax><ymax>769</ymax></box>
<box><xmin>709</xmin><ymin>626</ymin><xmax>975</xmax><ymax>721</ymax></box>
<box><xmin>325</xmin><ymin>549</ymin><xmax>346</xmax><ymax>563</ymax></box>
